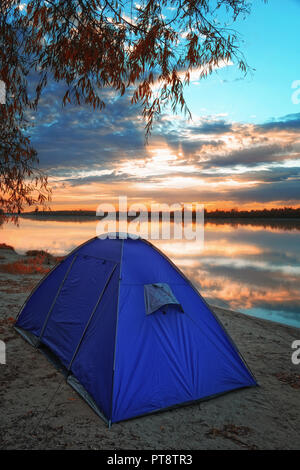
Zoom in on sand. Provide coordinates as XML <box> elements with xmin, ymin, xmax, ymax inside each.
<box><xmin>0</xmin><ymin>244</ymin><xmax>299</xmax><ymax>450</ymax></box>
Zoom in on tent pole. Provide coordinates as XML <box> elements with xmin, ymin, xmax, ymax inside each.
<box><xmin>109</xmin><ymin>237</ymin><xmax>124</xmax><ymax>424</ymax></box>
<box><xmin>37</xmin><ymin>254</ymin><xmax>78</xmax><ymax>345</ymax></box>
<box><xmin>15</xmin><ymin>237</ymin><xmax>99</xmax><ymax>323</ymax></box>
<box><xmin>66</xmin><ymin>263</ymin><xmax>118</xmax><ymax>373</ymax></box>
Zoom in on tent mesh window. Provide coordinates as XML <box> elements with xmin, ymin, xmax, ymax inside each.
<box><xmin>144</xmin><ymin>283</ymin><xmax>183</xmax><ymax>315</ymax></box>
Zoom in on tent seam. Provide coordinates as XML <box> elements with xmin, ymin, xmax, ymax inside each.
<box><xmin>109</xmin><ymin>237</ymin><xmax>124</xmax><ymax>426</ymax></box>
<box><xmin>15</xmin><ymin>236</ymin><xmax>99</xmax><ymax>323</ymax></box>
<box><xmin>67</xmin><ymin>262</ymin><xmax>118</xmax><ymax>372</ymax></box>
<box><xmin>39</xmin><ymin>254</ymin><xmax>78</xmax><ymax>342</ymax></box>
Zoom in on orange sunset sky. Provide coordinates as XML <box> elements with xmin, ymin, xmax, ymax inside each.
<box><xmin>23</xmin><ymin>0</ymin><xmax>300</xmax><ymax>212</ymax></box>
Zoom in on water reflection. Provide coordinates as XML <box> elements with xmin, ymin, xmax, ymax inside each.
<box><xmin>1</xmin><ymin>217</ymin><xmax>300</xmax><ymax>328</ymax></box>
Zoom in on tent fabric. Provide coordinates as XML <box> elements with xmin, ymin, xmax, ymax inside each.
<box><xmin>15</xmin><ymin>235</ymin><xmax>257</xmax><ymax>425</ymax></box>
<box><xmin>144</xmin><ymin>283</ymin><xmax>182</xmax><ymax>315</ymax></box>
<box><xmin>41</xmin><ymin>255</ymin><xmax>117</xmax><ymax>369</ymax></box>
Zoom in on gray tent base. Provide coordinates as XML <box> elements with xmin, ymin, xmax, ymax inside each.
<box><xmin>15</xmin><ymin>325</ymin><xmax>257</xmax><ymax>427</ymax></box>
<box><xmin>15</xmin><ymin>326</ymin><xmax>40</xmax><ymax>348</ymax></box>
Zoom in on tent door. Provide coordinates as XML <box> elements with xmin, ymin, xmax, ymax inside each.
<box><xmin>39</xmin><ymin>254</ymin><xmax>117</xmax><ymax>369</ymax></box>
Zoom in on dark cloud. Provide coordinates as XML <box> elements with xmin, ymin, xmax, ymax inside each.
<box><xmin>187</xmin><ymin>120</ymin><xmax>233</xmax><ymax>135</ymax></box>
<box><xmin>25</xmin><ymin>80</ymin><xmax>300</xmax><ymax>207</ymax></box>
<box><xmin>30</xmin><ymin>84</ymin><xmax>146</xmax><ymax>170</ymax></box>
<box><xmin>256</xmin><ymin>112</ymin><xmax>300</xmax><ymax>132</ymax></box>
<box><xmin>228</xmin><ymin>178</ymin><xmax>300</xmax><ymax>204</ymax></box>
<box><xmin>201</xmin><ymin>143</ymin><xmax>295</xmax><ymax>169</ymax></box>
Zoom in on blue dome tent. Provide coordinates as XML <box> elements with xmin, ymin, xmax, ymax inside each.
<box><xmin>15</xmin><ymin>235</ymin><xmax>257</xmax><ymax>425</ymax></box>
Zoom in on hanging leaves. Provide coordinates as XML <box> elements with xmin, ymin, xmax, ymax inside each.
<box><xmin>1</xmin><ymin>0</ymin><xmax>253</xmax><ymax>214</ymax></box>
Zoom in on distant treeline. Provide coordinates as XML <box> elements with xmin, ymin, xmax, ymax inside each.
<box><xmin>21</xmin><ymin>209</ymin><xmax>97</xmax><ymax>217</ymax></box>
<box><xmin>204</xmin><ymin>207</ymin><xmax>300</xmax><ymax>219</ymax></box>
<box><xmin>205</xmin><ymin>218</ymin><xmax>300</xmax><ymax>231</ymax></box>
<box><xmin>17</xmin><ymin>206</ymin><xmax>300</xmax><ymax>219</ymax></box>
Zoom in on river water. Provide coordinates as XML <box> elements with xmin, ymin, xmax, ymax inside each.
<box><xmin>2</xmin><ymin>216</ymin><xmax>300</xmax><ymax>328</ymax></box>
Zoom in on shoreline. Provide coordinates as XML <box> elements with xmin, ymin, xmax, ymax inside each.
<box><xmin>211</xmin><ymin>304</ymin><xmax>300</xmax><ymax>331</ymax></box>
<box><xmin>4</xmin><ymin>213</ymin><xmax>300</xmax><ymax>232</ymax></box>
<box><xmin>0</xmin><ymin>245</ymin><xmax>299</xmax><ymax>449</ymax></box>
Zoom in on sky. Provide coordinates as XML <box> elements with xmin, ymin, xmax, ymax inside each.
<box><xmin>28</xmin><ymin>0</ymin><xmax>300</xmax><ymax>211</ymax></box>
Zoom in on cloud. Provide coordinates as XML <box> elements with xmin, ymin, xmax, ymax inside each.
<box><xmin>257</xmin><ymin>112</ymin><xmax>300</xmax><ymax>132</ymax></box>
<box><xmin>202</xmin><ymin>143</ymin><xmax>295</xmax><ymax>169</ymax></box>
<box><xmin>27</xmin><ymin>82</ymin><xmax>300</xmax><ymax>208</ymax></box>
<box><xmin>30</xmin><ymin>87</ymin><xmax>146</xmax><ymax>171</ymax></box>
<box><xmin>188</xmin><ymin>120</ymin><xmax>233</xmax><ymax>135</ymax></box>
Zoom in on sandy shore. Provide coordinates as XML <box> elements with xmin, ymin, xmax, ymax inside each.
<box><xmin>0</xmin><ymin>244</ymin><xmax>299</xmax><ymax>450</ymax></box>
